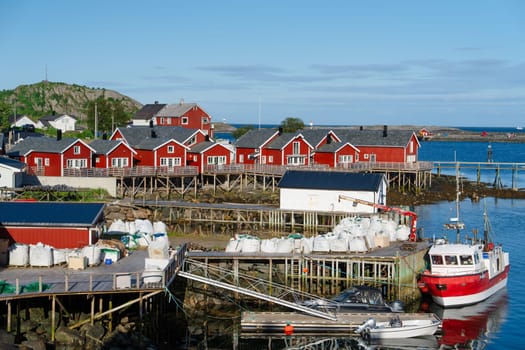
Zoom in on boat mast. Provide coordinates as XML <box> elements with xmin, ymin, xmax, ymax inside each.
<box><xmin>454</xmin><ymin>163</ymin><xmax>463</xmax><ymax>243</ymax></box>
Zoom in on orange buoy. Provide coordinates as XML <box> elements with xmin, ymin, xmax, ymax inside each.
<box><xmin>284</xmin><ymin>322</ymin><xmax>294</xmax><ymax>335</ymax></box>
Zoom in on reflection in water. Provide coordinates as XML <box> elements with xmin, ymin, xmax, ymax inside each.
<box><xmin>430</xmin><ymin>288</ymin><xmax>508</xmax><ymax>349</ymax></box>
<box><xmin>177</xmin><ymin>287</ymin><xmax>508</xmax><ymax>349</ymax></box>
<box><xmin>233</xmin><ymin>290</ymin><xmax>508</xmax><ymax>350</ymax></box>
<box><xmin>238</xmin><ymin>335</ymin><xmax>439</xmax><ymax>350</ymax></box>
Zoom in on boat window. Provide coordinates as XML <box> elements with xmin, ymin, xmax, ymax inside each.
<box><xmin>460</xmin><ymin>255</ymin><xmax>473</xmax><ymax>265</ymax></box>
<box><xmin>445</xmin><ymin>255</ymin><xmax>458</xmax><ymax>265</ymax></box>
<box><xmin>431</xmin><ymin>255</ymin><xmax>443</xmax><ymax>265</ymax></box>
<box><xmin>474</xmin><ymin>253</ymin><xmax>480</xmax><ymax>264</ymax></box>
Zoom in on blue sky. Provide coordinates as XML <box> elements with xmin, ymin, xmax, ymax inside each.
<box><xmin>1</xmin><ymin>0</ymin><xmax>524</xmax><ymax>127</ymax></box>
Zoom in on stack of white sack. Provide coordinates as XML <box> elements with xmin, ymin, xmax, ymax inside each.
<box><xmin>9</xmin><ymin>243</ymin><xmax>29</xmax><ymax>266</ymax></box>
<box><xmin>29</xmin><ymin>243</ymin><xmax>53</xmax><ymax>267</ymax></box>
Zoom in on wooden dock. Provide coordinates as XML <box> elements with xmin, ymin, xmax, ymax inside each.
<box><xmin>241</xmin><ymin>310</ymin><xmax>441</xmax><ymax>334</ymax></box>
<box><xmin>0</xmin><ymin>245</ymin><xmax>186</xmax><ymax>340</ymax></box>
<box><xmin>0</xmin><ymin>247</ymin><xmax>184</xmax><ymax>301</ymax></box>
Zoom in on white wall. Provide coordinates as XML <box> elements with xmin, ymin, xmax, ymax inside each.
<box><xmin>50</xmin><ymin>115</ymin><xmax>76</xmax><ymax>132</ymax></box>
<box><xmin>38</xmin><ymin>176</ymin><xmax>117</xmax><ymax>197</ymax></box>
<box><xmin>0</xmin><ymin>167</ymin><xmax>23</xmax><ymax>188</ymax></box>
<box><xmin>132</xmin><ymin>119</ymin><xmax>152</xmax><ymax>126</ymax></box>
<box><xmin>279</xmin><ymin>188</ymin><xmax>381</xmax><ymax>213</ymax></box>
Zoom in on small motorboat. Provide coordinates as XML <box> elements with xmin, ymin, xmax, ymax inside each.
<box><xmin>300</xmin><ymin>285</ymin><xmax>404</xmax><ymax>313</ymax></box>
<box><xmin>356</xmin><ymin>315</ymin><xmax>441</xmax><ymax>340</ymax></box>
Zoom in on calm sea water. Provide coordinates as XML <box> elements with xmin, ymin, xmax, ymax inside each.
<box><xmin>174</xmin><ymin>140</ymin><xmax>525</xmax><ymax>349</ymax></box>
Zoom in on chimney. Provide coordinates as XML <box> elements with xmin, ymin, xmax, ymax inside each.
<box><xmin>360</xmin><ymin>126</ymin><xmax>363</xmax><ymax>131</ymax></box>
<box><xmin>151</xmin><ymin>130</ymin><xmax>157</xmax><ymax>138</ymax></box>
<box><xmin>154</xmin><ymin>100</ymin><xmax>158</xmax><ymax>104</ymax></box>
<box><xmin>383</xmin><ymin>125</ymin><xmax>388</xmax><ymax>137</ymax></box>
<box><xmin>149</xmin><ymin>120</ymin><xmax>154</xmax><ymax>128</ymax></box>
<box><xmin>57</xmin><ymin>129</ymin><xmax>62</xmax><ymax>141</ymax></box>
<box><xmin>326</xmin><ymin>134</ymin><xmax>332</xmax><ymax>144</ymax></box>
<box><xmin>179</xmin><ymin>98</ymin><xmax>184</xmax><ymax>105</ymax></box>
<box><xmin>205</xmin><ymin>134</ymin><xmax>210</xmax><ymax>142</ymax></box>
<box><xmin>278</xmin><ymin>127</ymin><xmax>283</xmax><ymax>135</ymax></box>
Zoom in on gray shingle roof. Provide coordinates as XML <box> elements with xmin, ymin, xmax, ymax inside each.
<box><xmin>156</xmin><ymin>103</ymin><xmax>197</xmax><ymax>117</ymax></box>
<box><xmin>335</xmin><ymin>129</ymin><xmax>415</xmax><ymax>147</ymax></box>
<box><xmin>266</xmin><ymin>132</ymin><xmax>298</xmax><ymax>149</ymax></box>
<box><xmin>190</xmin><ymin>141</ymin><xmax>215</xmax><ymax>153</ymax></box>
<box><xmin>89</xmin><ymin>139</ymin><xmax>123</xmax><ymax>154</ymax></box>
<box><xmin>134</xmin><ymin>138</ymin><xmax>177</xmax><ymax>150</ymax></box>
<box><xmin>235</xmin><ymin>128</ymin><xmax>279</xmax><ymax>148</ymax></box>
<box><xmin>39</xmin><ymin>114</ymin><xmax>77</xmax><ymax>122</ymax></box>
<box><xmin>316</xmin><ymin>141</ymin><xmax>356</xmax><ymax>153</ymax></box>
<box><xmin>7</xmin><ymin>136</ymin><xmax>79</xmax><ymax>156</ymax></box>
<box><xmin>133</xmin><ymin>103</ymin><xmax>167</xmax><ymax>120</ymax></box>
<box><xmin>114</xmin><ymin>126</ymin><xmax>198</xmax><ymax>148</ymax></box>
<box><xmin>297</xmin><ymin>128</ymin><xmax>337</xmax><ymax>147</ymax></box>
<box><xmin>278</xmin><ymin>170</ymin><xmax>384</xmax><ymax>191</ymax></box>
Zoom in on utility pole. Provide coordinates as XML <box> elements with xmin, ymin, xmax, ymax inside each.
<box><xmin>94</xmin><ymin>102</ymin><xmax>98</xmax><ymax>140</ymax></box>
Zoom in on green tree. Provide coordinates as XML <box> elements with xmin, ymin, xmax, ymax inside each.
<box><xmin>0</xmin><ymin>100</ymin><xmax>11</xmax><ymax>131</ymax></box>
<box><xmin>280</xmin><ymin>117</ymin><xmax>305</xmax><ymax>133</ymax></box>
<box><xmin>86</xmin><ymin>96</ymin><xmax>132</xmax><ymax>137</ymax></box>
<box><xmin>232</xmin><ymin>125</ymin><xmax>254</xmax><ymax>139</ymax></box>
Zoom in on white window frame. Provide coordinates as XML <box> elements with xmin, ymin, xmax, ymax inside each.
<box><xmin>268</xmin><ymin>155</ymin><xmax>274</xmax><ymax>163</ymax></box>
<box><xmin>207</xmin><ymin>155</ymin><xmax>226</xmax><ymax>165</ymax></box>
<box><xmin>239</xmin><ymin>154</ymin><xmax>244</xmax><ymax>163</ymax></box>
<box><xmin>181</xmin><ymin>117</ymin><xmax>189</xmax><ymax>125</ymax></box>
<box><xmin>111</xmin><ymin>157</ymin><xmax>129</xmax><ymax>168</ymax></box>
<box><xmin>338</xmin><ymin>155</ymin><xmax>353</xmax><ymax>163</ymax></box>
<box><xmin>74</xmin><ymin>145</ymin><xmax>81</xmax><ymax>155</ymax></box>
<box><xmin>292</xmin><ymin>141</ymin><xmax>300</xmax><ymax>154</ymax></box>
<box><xmin>67</xmin><ymin>158</ymin><xmax>87</xmax><ymax>169</ymax></box>
<box><xmin>44</xmin><ymin>158</ymin><xmax>50</xmax><ymax>166</ymax></box>
<box><xmin>167</xmin><ymin>145</ymin><xmax>175</xmax><ymax>154</ymax></box>
<box><xmin>287</xmin><ymin>155</ymin><xmax>305</xmax><ymax>165</ymax></box>
<box><xmin>160</xmin><ymin>157</ymin><xmax>181</xmax><ymax>167</ymax></box>
<box><xmin>35</xmin><ymin>157</ymin><xmax>43</xmax><ymax>166</ymax></box>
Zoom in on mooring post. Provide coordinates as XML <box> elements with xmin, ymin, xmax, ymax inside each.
<box><xmin>51</xmin><ymin>295</ymin><xmax>56</xmax><ymax>341</ymax></box>
<box><xmin>6</xmin><ymin>301</ymin><xmax>11</xmax><ymax>333</ymax></box>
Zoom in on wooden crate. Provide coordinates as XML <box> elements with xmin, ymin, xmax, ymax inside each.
<box><xmin>68</xmin><ymin>256</ymin><xmax>87</xmax><ymax>270</ymax></box>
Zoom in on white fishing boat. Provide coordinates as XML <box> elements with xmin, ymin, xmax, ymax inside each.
<box><xmin>356</xmin><ymin>315</ymin><xmax>440</xmax><ymax>340</ymax></box>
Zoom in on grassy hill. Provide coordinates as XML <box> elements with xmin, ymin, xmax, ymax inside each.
<box><xmin>0</xmin><ymin>81</ymin><xmax>142</xmax><ymax>123</ymax></box>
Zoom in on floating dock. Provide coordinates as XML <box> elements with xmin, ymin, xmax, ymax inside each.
<box><xmin>241</xmin><ymin>311</ymin><xmax>441</xmax><ymax>334</ymax></box>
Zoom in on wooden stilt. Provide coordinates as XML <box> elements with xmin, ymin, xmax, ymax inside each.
<box><xmin>51</xmin><ymin>295</ymin><xmax>56</xmax><ymax>341</ymax></box>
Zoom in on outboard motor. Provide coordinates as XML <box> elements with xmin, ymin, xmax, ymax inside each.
<box><xmin>355</xmin><ymin>318</ymin><xmax>376</xmax><ymax>334</ymax></box>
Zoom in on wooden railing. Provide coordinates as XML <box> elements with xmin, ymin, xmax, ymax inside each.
<box><xmin>29</xmin><ymin>161</ymin><xmax>433</xmax><ymax>179</ymax></box>
<box><xmin>60</xmin><ymin>166</ymin><xmax>199</xmax><ymax>177</ymax></box>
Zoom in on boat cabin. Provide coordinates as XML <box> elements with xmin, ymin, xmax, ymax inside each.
<box><xmin>427</xmin><ymin>243</ymin><xmax>484</xmax><ymax>274</ymax></box>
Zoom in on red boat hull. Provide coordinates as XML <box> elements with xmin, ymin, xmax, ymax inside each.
<box><xmin>419</xmin><ymin>265</ymin><xmax>510</xmax><ymax>307</ymax></box>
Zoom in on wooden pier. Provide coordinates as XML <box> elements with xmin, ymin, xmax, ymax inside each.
<box><xmin>185</xmin><ymin>240</ymin><xmax>429</xmax><ymax>305</ymax></box>
<box><xmin>0</xmin><ymin>245</ymin><xmax>186</xmax><ymax>341</ymax></box>
<box><xmin>434</xmin><ymin>161</ymin><xmax>525</xmax><ymax>189</ymax></box>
